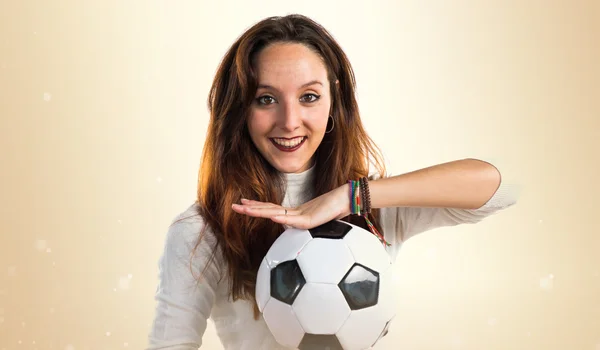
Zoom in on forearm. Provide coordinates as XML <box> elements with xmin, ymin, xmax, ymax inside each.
<box><xmin>367</xmin><ymin>158</ymin><xmax>501</xmax><ymax>210</ymax></box>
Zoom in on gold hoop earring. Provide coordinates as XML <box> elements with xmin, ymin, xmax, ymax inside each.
<box><xmin>325</xmin><ymin>115</ymin><xmax>335</xmax><ymax>133</ymax></box>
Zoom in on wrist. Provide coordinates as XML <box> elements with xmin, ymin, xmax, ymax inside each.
<box><xmin>339</xmin><ymin>183</ymin><xmax>352</xmax><ymax>217</ymax></box>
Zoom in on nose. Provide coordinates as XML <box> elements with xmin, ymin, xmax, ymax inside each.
<box><xmin>277</xmin><ymin>99</ymin><xmax>302</xmax><ymax>132</ymax></box>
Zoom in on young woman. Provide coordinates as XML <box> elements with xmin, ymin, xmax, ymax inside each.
<box><xmin>147</xmin><ymin>14</ymin><xmax>519</xmax><ymax>350</ymax></box>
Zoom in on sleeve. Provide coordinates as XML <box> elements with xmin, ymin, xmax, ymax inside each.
<box><xmin>146</xmin><ymin>216</ymin><xmax>223</xmax><ymax>350</ymax></box>
<box><xmin>379</xmin><ymin>157</ymin><xmax>522</xmax><ymax>244</ymax></box>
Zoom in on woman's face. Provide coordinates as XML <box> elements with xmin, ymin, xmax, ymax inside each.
<box><xmin>247</xmin><ymin>42</ymin><xmax>332</xmax><ymax>174</ymax></box>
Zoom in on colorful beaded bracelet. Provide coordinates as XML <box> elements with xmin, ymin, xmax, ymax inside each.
<box><xmin>348</xmin><ymin>178</ymin><xmax>390</xmax><ymax>247</ymax></box>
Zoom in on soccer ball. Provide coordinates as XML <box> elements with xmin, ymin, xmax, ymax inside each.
<box><xmin>256</xmin><ymin>219</ymin><xmax>396</xmax><ymax>350</ymax></box>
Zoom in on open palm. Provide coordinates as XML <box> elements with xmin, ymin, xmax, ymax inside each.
<box><xmin>231</xmin><ymin>185</ymin><xmax>350</xmax><ymax>230</ymax></box>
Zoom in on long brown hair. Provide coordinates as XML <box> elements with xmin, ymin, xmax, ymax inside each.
<box><xmin>190</xmin><ymin>14</ymin><xmax>388</xmax><ymax>318</ymax></box>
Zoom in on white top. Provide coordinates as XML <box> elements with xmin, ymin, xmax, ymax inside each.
<box><xmin>146</xmin><ymin>161</ymin><xmax>520</xmax><ymax>349</ymax></box>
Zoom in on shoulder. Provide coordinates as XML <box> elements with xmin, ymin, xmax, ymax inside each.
<box><xmin>162</xmin><ymin>201</ymin><xmax>219</xmax><ymax>260</ymax></box>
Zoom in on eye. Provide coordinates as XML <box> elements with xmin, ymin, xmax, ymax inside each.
<box><xmin>301</xmin><ymin>93</ymin><xmax>320</xmax><ymax>103</ymax></box>
<box><xmin>255</xmin><ymin>93</ymin><xmax>320</xmax><ymax>106</ymax></box>
<box><xmin>256</xmin><ymin>95</ymin><xmax>276</xmax><ymax>105</ymax></box>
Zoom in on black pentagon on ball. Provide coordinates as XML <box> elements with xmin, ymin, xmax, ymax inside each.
<box><xmin>270</xmin><ymin>259</ymin><xmax>306</xmax><ymax>305</ymax></box>
<box><xmin>298</xmin><ymin>333</ymin><xmax>344</xmax><ymax>350</ymax></box>
<box><xmin>338</xmin><ymin>263</ymin><xmax>380</xmax><ymax>310</ymax></box>
<box><xmin>308</xmin><ymin>220</ymin><xmax>352</xmax><ymax>239</ymax></box>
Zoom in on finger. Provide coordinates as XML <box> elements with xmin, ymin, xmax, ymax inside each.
<box><xmin>233</xmin><ymin>205</ymin><xmax>293</xmax><ymax>218</ymax></box>
<box><xmin>241</xmin><ymin>198</ymin><xmax>276</xmax><ymax>206</ymax></box>
<box><xmin>250</xmin><ymin>207</ymin><xmax>295</xmax><ymax>217</ymax></box>
<box><xmin>243</xmin><ymin>204</ymin><xmax>281</xmax><ymax>209</ymax></box>
<box><xmin>233</xmin><ymin>202</ymin><xmax>273</xmax><ymax>210</ymax></box>
<box><xmin>235</xmin><ymin>204</ymin><xmax>291</xmax><ymax>213</ymax></box>
<box><xmin>271</xmin><ymin>214</ymin><xmax>311</xmax><ymax>229</ymax></box>
<box><xmin>240</xmin><ymin>199</ymin><xmax>281</xmax><ymax>209</ymax></box>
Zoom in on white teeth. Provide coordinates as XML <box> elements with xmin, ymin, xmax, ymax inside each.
<box><xmin>273</xmin><ymin>137</ymin><xmax>304</xmax><ymax>147</ymax></box>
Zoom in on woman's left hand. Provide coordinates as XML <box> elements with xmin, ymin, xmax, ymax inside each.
<box><xmin>231</xmin><ymin>184</ymin><xmax>351</xmax><ymax>229</ymax></box>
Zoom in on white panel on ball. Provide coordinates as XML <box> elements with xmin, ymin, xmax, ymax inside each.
<box><xmin>262</xmin><ymin>298</ymin><xmax>305</xmax><ymax>348</ymax></box>
<box><xmin>343</xmin><ymin>226</ymin><xmax>392</xmax><ymax>273</ymax></box>
<box><xmin>255</xmin><ymin>258</ymin><xmax>271</xmax><ymax>312</ymax></box>
<box><xmin>264</xmin><ymin>228</ymin><xmax>312</xmax><ymax>268</ymax></box>
<box><xmin>296</xmin><ymin>238</ymin><xmax>355</xmax><ymax>283</ymax></box>
<box><xmin>374</xmin><ymin>266</ymin><xmax>396</xmax><ymax>322</ymax></box>
<box><xmin>292</xmin><ymin>283</ymin><xmax>351</xmax><ymax>335</ymax></box>
<box><xmin>336</xmin><ymin>302</ymin><xmax>394</xmax><ymax>350</ymax></box>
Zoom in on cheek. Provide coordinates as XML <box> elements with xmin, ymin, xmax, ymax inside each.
<box><xmin>316</xmin><ymin>98</ymin><xmax>332</xmax><ymax>128</ymax></box>
<box><xmin>311</xmin><ymin>107</ymin><xmax>331</xmax><ymax>132</ymax></box>
<box><xmin>247</xmin><ymin>113</ymin><xmax>270</xmax><ymax>138</ymax></box>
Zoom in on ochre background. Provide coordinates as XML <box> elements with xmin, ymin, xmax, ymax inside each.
<box><xmin>1</xmin><ymin>1</ymin><xmax>598</xmax><ymax>349</ymax></box>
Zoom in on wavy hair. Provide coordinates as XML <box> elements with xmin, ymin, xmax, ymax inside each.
<box><xmin>188</xmin><ymin>14</ymin><xmax>388</xmax><ymax>318</ymax></box>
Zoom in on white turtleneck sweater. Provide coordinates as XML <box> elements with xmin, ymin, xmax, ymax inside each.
<box><xmin>146</xmin><ymin>160</ymin><xmax>520</xmax><ymax>350</ymax></box>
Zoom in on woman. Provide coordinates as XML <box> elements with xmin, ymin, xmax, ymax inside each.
<box><xmin>147</xmin><ymin>14</ymin><xmax>519</xmax><ymax>350</ymax></box>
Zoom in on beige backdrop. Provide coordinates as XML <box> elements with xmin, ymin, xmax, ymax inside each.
<box><xmin>1</xmin><ymin>0</ymin><xmax>599</xmax><ymax>349</ymax></box>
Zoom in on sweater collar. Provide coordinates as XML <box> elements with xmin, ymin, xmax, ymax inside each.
<box><xmin>283</xmin><ymin>163</ymin><xmax>316</xmax><ymax>187</ymax></box>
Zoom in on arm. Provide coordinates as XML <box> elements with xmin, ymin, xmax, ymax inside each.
<box><xmin>231</xmin><ymin>158</ymin><xmax>519</xmax><ymax>246</ymax></box>
<box><xmin>370</xmin><ymin>158</ymin><xmax>502</xmax><ymax>210</ymax></box>
<box><xmin>146</xmin><ymin>215</ymin><xmax>222</xmax><ymax>350</ymax></box>
<box><xmin>368</xmin><ymin>158</ymin><xmax>520</xmax><ymax>243</ymax></box>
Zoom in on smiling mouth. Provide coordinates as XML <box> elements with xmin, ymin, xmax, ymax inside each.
<box><xmin>270</xmin><ymin>136</ymin><xmax>307</xmax><ymax>152</ymax></box>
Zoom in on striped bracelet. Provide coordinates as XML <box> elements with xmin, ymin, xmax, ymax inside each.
<box><xmin>347</xmin><ymin>178</ymin><xmax>390</xmax><ymax>246</ymax></box>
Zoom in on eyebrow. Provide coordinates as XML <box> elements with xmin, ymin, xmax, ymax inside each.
<box><xmin>257</xmin><ymin>80</ymin><xmax>323</xmax><ymax>91</ymax></box>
